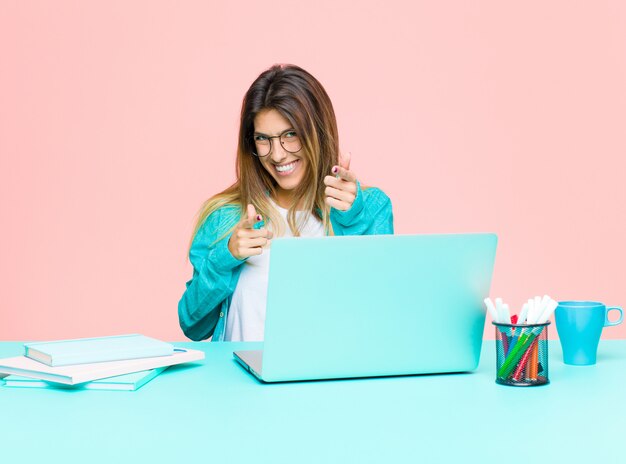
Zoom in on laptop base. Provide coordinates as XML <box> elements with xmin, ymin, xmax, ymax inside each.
<box><xmin>233</xmin><ymin>350</ymin><xmax>264</xmax><ymax>380</ymax></box>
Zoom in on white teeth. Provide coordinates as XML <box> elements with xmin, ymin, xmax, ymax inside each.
<box><xmin>276</xmin><ymin>161</ymin><xmax>296</xmax><ymax>172</ymax></box>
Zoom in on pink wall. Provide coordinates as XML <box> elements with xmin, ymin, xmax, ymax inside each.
<box><xmin>1</xmin><ymin>1</ymin><xmax>625</xmax><ymax>341</ymax></box>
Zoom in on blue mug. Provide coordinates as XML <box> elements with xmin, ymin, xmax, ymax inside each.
<box><xmin>555</xmin><ymin>301</ymin><xmax>623</xmax><ymax>365</ymax></box>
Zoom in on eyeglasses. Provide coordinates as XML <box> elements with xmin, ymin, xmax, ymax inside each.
<box><xmin>252</xmin><ymin>129</ymin><xmax>302</xmax><ymax>157</ymax></box>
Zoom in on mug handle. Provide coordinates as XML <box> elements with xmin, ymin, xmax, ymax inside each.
<box><xmin>605</xmin><ymin>306</ymin><xmax>624</xmax><ymax>327</ymax></box>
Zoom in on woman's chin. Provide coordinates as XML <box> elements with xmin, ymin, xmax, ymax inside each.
<box><xmin>274</xmin><ymin>174</ymin><xmax>304</xmax><ymax>192</ymax></box>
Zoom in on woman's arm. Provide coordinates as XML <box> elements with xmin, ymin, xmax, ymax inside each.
<box><xmin>324</xmin><ymin>153</ymin><xmax>393</xmax><ymax>236</ymax></box>
<box><xmin>178</xmin><ymin>206</ymin><xmax>243</xmax><ymax>341</ymax></box>
<box><xmin>330</xmin><ymin>182</ymin><xmax>394</xmax><ymax>235</ymax></box>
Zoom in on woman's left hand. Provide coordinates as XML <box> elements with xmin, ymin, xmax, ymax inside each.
<box><xmin>324</xmin><ymin>152</ymin><xmax>357</xmax><ymax>211</ymax></box>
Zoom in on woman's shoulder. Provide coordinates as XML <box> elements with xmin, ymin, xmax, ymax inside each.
<box><xmin>207</xmin><ymin>203</ymin><xmax>241</xmax><ymax>223</ymax></box>
<box><xmin>210</xmin><ymin>203</ymin><xmax>241</xmax><ymax>216</ymax></box>
<box><xmin>196</xmin><ymin>203</ymin><xmax>242</xmax><ymax>238</ymax></box>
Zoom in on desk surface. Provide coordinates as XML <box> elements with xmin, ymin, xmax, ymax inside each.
<box><xmin>1</xmin><ymin>340</ymin><xmax>625</xmax><ymax>463</ymax></box>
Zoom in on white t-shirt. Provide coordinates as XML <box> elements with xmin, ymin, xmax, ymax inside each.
<box><xmin>224</xmin><ymin>204</ymin><xmax>324</xmax><ymax>342</ymax></box>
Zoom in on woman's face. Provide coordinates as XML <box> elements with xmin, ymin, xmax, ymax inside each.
<box><xmin>253</xmin><ymin>109</ymin><xmax>307</xmax><ymax>202</ymax></box>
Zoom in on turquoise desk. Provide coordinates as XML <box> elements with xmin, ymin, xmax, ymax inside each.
<box><xmin>1</xmin><ymin>341</ymin><xmax>624</xmax><ymax>463</ymax></box>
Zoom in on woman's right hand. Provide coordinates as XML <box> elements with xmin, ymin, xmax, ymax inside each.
<box><xmin>228</xmin><ymin>204</ymin><xmax>273</xmax><ymax>260</ymax></box>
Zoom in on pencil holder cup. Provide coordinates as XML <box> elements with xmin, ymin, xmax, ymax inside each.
<box><xmin>493</xmin><ymin>322</ymin><xmax>550</xmax><ymax>387</ymax></box>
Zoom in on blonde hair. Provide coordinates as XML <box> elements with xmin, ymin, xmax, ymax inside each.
<box><xmin>190</xmin><ymin>64</ymin><xmax>340</xmax><ymax>247</ymax></box>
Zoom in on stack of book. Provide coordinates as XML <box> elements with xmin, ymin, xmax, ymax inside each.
<box><xmin>0</xmin><ymin>334</ymin><xmax>204</xmax><ymax>391</ymax></box>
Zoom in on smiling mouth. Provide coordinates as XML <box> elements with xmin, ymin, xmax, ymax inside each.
<box><xmin>274</xmin><ymin>160</ymin><xmax>299</xmax><ymax>175</ymax></box>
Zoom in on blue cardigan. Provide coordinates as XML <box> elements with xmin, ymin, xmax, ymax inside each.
<box><xmin>178</xmin><ymin>183</ymin><xmax>394</xmax><ymax>341</ymax></box>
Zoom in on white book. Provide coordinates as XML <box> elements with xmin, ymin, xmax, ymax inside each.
<box><xmin>2</xmin><ymin>367</ymin><xmax>167</xmax><ymax>391</ymax></box>
<box><xmin>24</xmin><ymin>334</ymin><xmax>174</xmax><ymax>366</ymax></box>
<box><xmin>0</xmin><ymin>348</ymin><xmax>204</xmax><ymax>385</ymax></box>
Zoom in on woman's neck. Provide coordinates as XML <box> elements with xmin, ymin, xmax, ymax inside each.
<box><xmin>274</xmin><ymin>189</ymin><xmax>304</xmax><ymax>210</ymax></box>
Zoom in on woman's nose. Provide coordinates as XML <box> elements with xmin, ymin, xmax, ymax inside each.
<box><xmin>270</xmin><ymin>139</ymin><xmax>288</xmax><ymax>162</ymax></box>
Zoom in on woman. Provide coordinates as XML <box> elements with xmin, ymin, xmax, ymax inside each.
<box><xmin>178</xmin><ymin>64</ymin><xmax>393</xmax><ymax>341</ymax></box>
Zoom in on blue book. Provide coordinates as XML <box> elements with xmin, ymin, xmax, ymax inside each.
<box><xmin>24</xmin><ymin>334</ymin><xmax>174</xmax><ymax>367</ymax></box>
<box><xmin>1</xmin><ymin>367</ymin><xmax>167</xmax><ymax>391</ymax></box>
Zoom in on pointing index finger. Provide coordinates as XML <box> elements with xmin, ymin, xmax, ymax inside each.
<box><xmin>338</xmin><ymin>151</ymin><xmax>351</xmax><ymax>170</ymax></box>
<box><xmin>241</xmin><ymin>204</ymin><xmax>261</xmax><ymax>229</ymax></box>
<box><xmin>332</xmin><ymin>165</ymin><xmax>357</xmax><ymax>183</ymax></box>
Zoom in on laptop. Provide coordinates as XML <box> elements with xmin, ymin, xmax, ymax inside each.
<box><xmin>233</xmin><ymin>233</ymin><xmax>497</xmax><ymax>382</ymax></box>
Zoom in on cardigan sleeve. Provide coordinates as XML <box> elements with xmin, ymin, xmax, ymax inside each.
<box><xmin>178</xmin><ymin>206</ymin><xmax>244</xmax><ymax>341</ymax></box>
<box><xmin>330</xmin><ymin>182</ymin><xmax>394</xmax><ymax>235</ymax></box>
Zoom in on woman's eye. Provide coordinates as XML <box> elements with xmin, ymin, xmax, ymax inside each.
<box><xmin>284</xmin><ymin>131</ymin><xmax>297</xmax><ymax>138</ymax></box>
<box><xmin>254</xmin><ymin>135</ymin><xmax>268</xmax><ymax>142</ymax></box>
